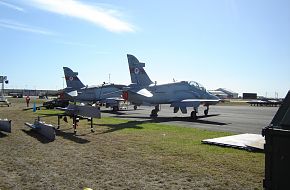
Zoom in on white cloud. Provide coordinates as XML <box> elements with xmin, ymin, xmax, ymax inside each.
<box><xmin>0</xmin><ymin>1</ymin><xmax>25</xmax><ymax>12</ymax></box>
<box><xmin>0</xmin><ymin>19</ymin><xmax>55</xmax><ymax>35</ymax></box>
<box><xmin>28</xmin><ymin>0</ymin><xmax>135</xmax><ymax>33</ymax></box>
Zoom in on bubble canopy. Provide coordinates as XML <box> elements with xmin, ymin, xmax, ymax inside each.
<box><xmin>188</xmin><ymin>81</ymin><xmax>206</xmax><ymax>91</ymax></box>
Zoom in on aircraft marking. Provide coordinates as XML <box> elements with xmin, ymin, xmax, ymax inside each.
<box><xmin>134</xmin><ymin>68</ymin><xmax>140</xmax><ymax>74</ymax></box>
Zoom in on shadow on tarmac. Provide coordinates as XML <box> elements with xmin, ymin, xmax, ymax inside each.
<box><xmin>112</xmin><ymin>114</ymin><xmax>229</xmax><ymax>126</ymax></box>
<box><xmin>100</xmin><ymin>108</ymin><xmax>145</xmax><ymax>115</ymax></box>
<box><xmin>96</xmin><ymin>114</ymin><xmax>229</xmax><ymax>134</ymax></box>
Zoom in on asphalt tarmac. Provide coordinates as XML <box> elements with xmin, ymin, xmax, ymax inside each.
<box><xmin>101</xmin><ymin>105</ymin><xmax>279</xmax><ymax>134</ymax></box>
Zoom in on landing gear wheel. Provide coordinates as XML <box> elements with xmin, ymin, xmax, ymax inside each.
<box><xmin>204</xmin><ymin>109</ymin><xmax>208</xmax><ymax>116</ymax></box>
<box><xmin>190</xmin><ymin>111</ymin><xmax>197</xmax><ymax>120</ymax></box>
<box><xmin>150</xmin><ymin>109</ymin><xmax>158</xmax><ymax>117</ymax></box>
<box><xmin>134</xmin><ymin>105</ymin><xmax>137</xmax><ymax>110</ymax></box>
<box><xmin>112</xmin><ymin>106</ymin><xmax>118</xmax><ymax>112</ymax></box>
<box><xmin>150</xmin><ymin>105</ymin><xmax>160</xmax><ymax>117</ymax></box>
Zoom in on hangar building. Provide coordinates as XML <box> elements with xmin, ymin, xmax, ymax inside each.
<box><xmin>216</xmin><ymin>88</ymin><xmax>239</xmax><ymax>99</ymax></box>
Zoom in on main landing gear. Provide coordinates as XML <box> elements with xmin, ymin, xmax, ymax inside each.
<box><xmin>190</xmin><ymin>108</ymin><xmax>198</xmax><ymax>120</ymax></box>
<box><xmin>204</xmin><ymin>105</ymin><xmax>209</xmax><ymax>116</ymax></box>
<box><xmin>190</xmin><ymin>105</ymin><xmax>210</xmax><ymax>120</ymax></box>
<box><xmin>150</xmin><ymin>105</ymin><xmax>160</xmax><ymax>117</ymax></box>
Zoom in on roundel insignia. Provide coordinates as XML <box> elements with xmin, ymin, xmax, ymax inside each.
<box><xmin>134</xmin><ymin>68</ymin><xmax>140</xmax><ymax>74</ymax></box>
<box><xmin>69</xmin><ymin>76</ymin><xmax>74</xmax><ymax>81</ymax></box>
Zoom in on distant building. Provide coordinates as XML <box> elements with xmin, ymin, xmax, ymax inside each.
<box><xmin>243</xmin><ymin>93</ymin><xmax>257</xmax><ymax>99</ymax></box>
<box><xmin>4</xmin><ymin>89</ymin><xmax>58</xmax><ymax>97</ymax></box>
<box><xmin>208</xmin><ymin>90</ymin><xmax>228</xmax><ymax>99</ymax></box>
<box><xmin>216</xmin><ymin>88</ymin><xmax>239</xmax><ymax>99</ymax></box>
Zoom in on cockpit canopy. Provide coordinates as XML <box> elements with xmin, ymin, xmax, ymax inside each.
<box><xmin>188</xmin><ymin>81</ymin><xmax>206</xmax><ymax>91</ymax></box>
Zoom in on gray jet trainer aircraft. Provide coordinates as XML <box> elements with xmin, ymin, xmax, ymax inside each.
<box><xmin>123</xmin><ymin>54</ymin><xmax>220</xmax><ymax>119</ymax></box>
<box><xmin>63</xmin><ymin>67</ymin><xmax>125</xmax><ymax>111</ymax></box>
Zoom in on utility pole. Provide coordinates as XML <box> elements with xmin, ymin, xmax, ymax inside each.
<box><xmin>0</xmin><ymin>76</ymin><xmax>10</xmax><ymax>106</ymax></box>
<box><xmin>0</xmin><ymin>76</ymin><xmax>8</xmax><ymax>99</ymax></box>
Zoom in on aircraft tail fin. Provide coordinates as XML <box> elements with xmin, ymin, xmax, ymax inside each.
<box><xmin>63</xmin><ymin>67</ymin><xmax>85</xmax><ymax>91</ymax></box>
<box><xmin>127</xmin><ymin>54</ymin><xmax>153</xmax><ymax>87</ymax></box>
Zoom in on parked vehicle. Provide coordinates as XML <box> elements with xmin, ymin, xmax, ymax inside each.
<box><xmin>43</xmin><ymin>99</ymin><xmax>69</xmax><ymax>109</ymax></box>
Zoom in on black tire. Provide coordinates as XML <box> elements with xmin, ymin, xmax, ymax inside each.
<box><xmin>190</xmin><ymin>111</ymin><xmax>197</xmax><ymax>120</ymax></box>
<box><xmin>204</xmin><ymin>109</ymin><xmax>208</xmax><ymax>116</ymax></box>
<box><xmin>150</xmin><ymin>109</ymin><xmax>158</xmax><ymax>117</ymax></box>
<box><xmin>112</xmin><ymin>106</ymin><xmax>118</xmax><ymax>112</ymax></box>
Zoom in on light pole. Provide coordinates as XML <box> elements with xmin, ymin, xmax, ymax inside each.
<box><xmin>0</xmin><ymin>76</ymin><xmax>9</xmax><ymax>105</ymax></box>
<box><xmin>0</xmin><ymin>76</ymin><xmax>8</xmax><ymax>98</ymax></box>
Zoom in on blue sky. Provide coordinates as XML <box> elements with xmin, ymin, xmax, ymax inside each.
<box><xmin>0</xmin><ymin>0</ymin><xmax>289</xmax><ymax>98</ymax></box>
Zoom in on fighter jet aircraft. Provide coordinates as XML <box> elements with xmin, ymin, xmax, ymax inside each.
<box><xmin>63</xmin><ymin>67</ymin><xmax>126</xmax><ymax>111</ymax></box>
<box><xmin>123</xmin><ymin>54</ymin><xmax>220</xmax><ymax>119</ymax></box>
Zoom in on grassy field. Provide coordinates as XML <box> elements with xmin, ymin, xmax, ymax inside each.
<box><xmin>0</xmin><ymin>98</ymin><xmax>264</xmax><ymax>189</ymax></box>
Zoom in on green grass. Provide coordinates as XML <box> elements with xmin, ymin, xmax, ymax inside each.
<box><xmin>35</xmin><ymin>109</ymin><xmax>64</xmax><ymax>116</ymax></box>
<box><xmin>1</xmin><ymin>102</ymin><xmax>265</xmax><ymax>189</ymax></box>
<box><xmin>34</xmin><ymin>109</ymin><xmax>265</xmax><ymax>189</ymax></box>
<box><xmin>96</xmin><ymin>117</ymin><xmax>265</xmax><ymax>189</ymax></box>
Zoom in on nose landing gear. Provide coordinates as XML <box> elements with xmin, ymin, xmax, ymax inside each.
<box><xmin>204</xmin><ymin>105</ymin><xmax>209</xmax><ymax>116</ymax></box>
<box><xmin>190</xmin><ymin>107</ymin><xmax>198</xmax><ymax>120</ymax></box>
<box><xmin>150</xmin><ymin>105</ymin><xmax>160</xmax><ymax>117</ymax></box>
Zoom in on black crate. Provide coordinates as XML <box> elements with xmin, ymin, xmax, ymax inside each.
<box><xmin>263</xmin><ymin>91</ymin><xmax>290</xmax><ymax>190</ymax></box>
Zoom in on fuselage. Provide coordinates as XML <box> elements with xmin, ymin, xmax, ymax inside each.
<box><xmin>128</xmin><ymin>81</ymin><xmax>219</xmax><ymax>106</ymax></box>
<box><xmin>74</xmin><ymin>84</ymin><xmax>125</xmax><ymax>103</ymax></box>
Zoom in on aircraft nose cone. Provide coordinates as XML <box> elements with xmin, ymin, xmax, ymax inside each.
<box><xmin>212</xmin><ymin>94</ymin><xmax>220</xmax><ymax>100</ymax></box>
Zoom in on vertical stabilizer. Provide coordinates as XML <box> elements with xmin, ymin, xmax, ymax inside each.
<box><xmin>127</xmin><ymin>54</ymin><xmax>153</xmax><ymax>87</ymax></box>
<box><xmin>63</xmin><ymin>67</ymin><xmax>85</xmax><ymax>91</ymax></box>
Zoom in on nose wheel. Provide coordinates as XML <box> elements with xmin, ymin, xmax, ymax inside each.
<box><xmin>204</xmin><ymin>105</ymin><xmax>209</xmax><ymax>116</ymax></box>
<box><xmin>150</xmin><ymin>105</ymin><xmax>160</xmax><ymax>117</ymax></box>
<box><xmin>191</xmin><ymin>107</ymin><xmax>198</xmax><ymax>120</ymax></box>
<box><xmin>190</xmin><ymin>111</ymin><xmax>197</xmax><ymax>120</ymax></box>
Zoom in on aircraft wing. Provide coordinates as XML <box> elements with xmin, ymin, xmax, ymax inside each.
<box><xmin>170</xmin><ymin>99</ymin><xmax>220</xmax><ymax>108</ymax></box>
<box><xmin>99</xmin><ymin>97</ymin><xmax>125</xmax><ymax>104</ymax></box>
<box><xmin>55</xmin><ymin>105</ymin><xmax>76</xmax><ymax>112</ymax></box>
<box><xmin>56</xmin><ymin>104</ymin><xmax>101</xmax><ymax>118</ymax></box>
